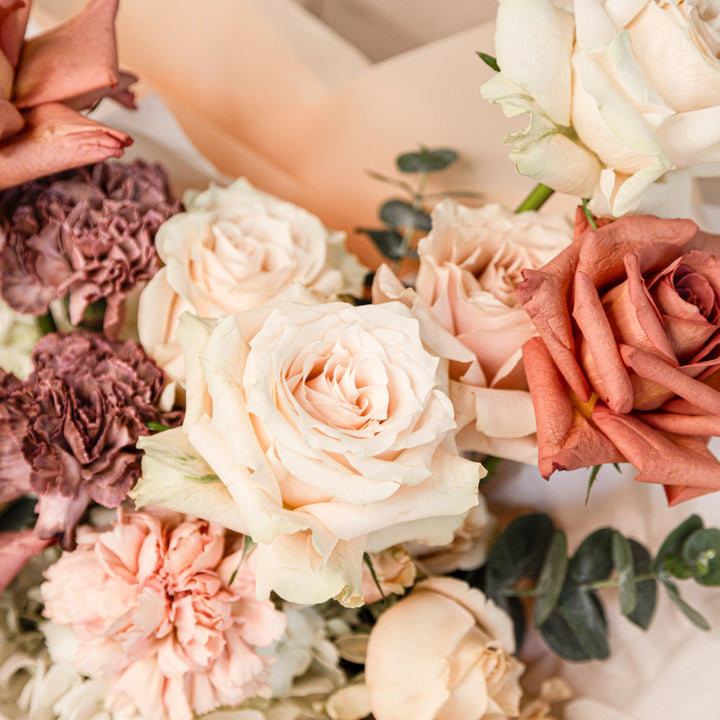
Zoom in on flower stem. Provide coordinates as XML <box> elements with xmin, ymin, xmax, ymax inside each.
<box><xmin>515</xmin><ymin>183</ymin><xmax>554</xmax><ymax>213</ymax></box>
<box><xmin>503</xmin><ymin>572</ymin><xmax>657</xmax><ymax>597</ymax></box>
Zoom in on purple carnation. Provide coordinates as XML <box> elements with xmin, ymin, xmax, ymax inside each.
<box><xmin>0</xmin><ymin>331</ymin><xmax>180</xmax><ymax>549</ymax></box>
<box><xmin>0</xmin><ymin>160</ymin><xmax>181</xmax><ymax>336</ymax></box>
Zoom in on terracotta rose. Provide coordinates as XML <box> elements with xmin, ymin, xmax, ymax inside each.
<box><xmin>516</xmin><ymin>210</ymin><xmax>720</xmax><ymax>504</ymax></box>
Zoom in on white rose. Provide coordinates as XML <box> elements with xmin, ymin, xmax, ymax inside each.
<box><xmin>365</xmin><ymin>577</ymin><xmax>524</xmax><ymax>720</ymax></box>
<box><xmin>133</xmin><ymin>289</ymin><xmax>481</xmax><ymax>606</ymax></box>
<box><xmin>373</xmin><ymin>200</ymin><xmax>572</xmax><ymax>464</ymax></box>
<box><xmin>138</xmin><ymin>178</ymin><xmax>366</xmax><ymax>379</ymax></box>
<box><xmin>482</xmin><ymin>0</ymin><xmax>720</xmax><ymax>216</ymax></box>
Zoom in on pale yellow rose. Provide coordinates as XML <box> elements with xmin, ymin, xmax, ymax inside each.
<box><xmin>132</xmin><ymin>288</ymin><xmax>482</xmax><ymax>607</ymax></box>
<box><xmin>482</xmin><ymin>0</ymin><xmax>720</xmax><ymax>216</ymax></box>
<box><xmin>0</xmin><ymin>299</ymin><xmax>40</xmax><ymax>379</ymax></box>
<box><xmin>138</xmin><ymin>178</ymin><xmax>366</xmax><ymax>380</ymax></box>
<box><xmin>372</xmin><ymin>200</ymin><xmax>572</xmax><ymax>464</ymax></box>
<box><xmin>365</xmin><ymin>577</ymin><xmax>524</xmax><ymax>720</ymax></box>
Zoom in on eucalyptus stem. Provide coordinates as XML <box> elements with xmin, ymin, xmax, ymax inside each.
<box><xmin>503</xmin><ymin>572</ymin><xmax>658</xmax><ymax>598</ymax></box>
<box><xmin>393</xmin><ymin>171</ymin><xmax>429</xmax><ymax>272</ymax></box>
<box><xmin>515</xmin><ymin>183</ymin><xmax>555</xmax><ymax>213</ymax></box>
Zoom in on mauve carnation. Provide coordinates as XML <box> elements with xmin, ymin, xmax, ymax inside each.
<box><xmin>0</xmin><ymin>331</ymin><xmax>178</xmax><ymax>550</ymax></box>
<box><xmin>0</xmin><ymin>160</ymin><xmax>180</xmax><ymax>336</ymax></box>
<box><xmin>41</xmin><ymin>508</ymin><xmax>286</xmax><ymax>720</ymax></box>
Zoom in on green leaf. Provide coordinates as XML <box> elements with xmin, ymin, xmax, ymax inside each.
<box><xmin>534</xmin><ymin>530</ymin><xmax>569</xmax><ymax>626</ymax></box>
<box><xmin>661</xmin><ymin>577</ymin><xmax>710</xmax><ymax>631</ymax></box>
<box><xmin>683</xmin><ymin>528</ymin><xmax>720</xmax><ymax>586</ymax></box>
<box><xmin>484</xmin><ymin>514</ymin><xmax>555</xmax><ymax>602</ymax></box>
<box><xmin>356</xmin><ymin>228</ymin><xmax>417</xmax><ymax>260</ymax></box>
<box><xmin>569</xmin><ymin>527</ymin><xmax>613</xmax><ymax>584</ymax></box>
<box><xmin>612</xmin><ymin>531</ymin><xmax>637</xmax><ymax>617</ymax></box>
<box><xmin>540</xmin><ymin>584</ymin><xmax>609</xmax><ymax>661</ymax></box>
<box><xmin>627</xmin><ymin>540</ymin><xmax>657</xmax><ymax>630</ymax></box>
<box><xmin>581</xmin><ymin>198</ymin><xmax>598</xmax><ymax>229</ymax></box>
<box><xmin>585</xmin><ymin>465</ymin><xmax>601</xmax><ymax>505</ymax></box>
<box><xmin>146</xmin><ymin>421</ymin><xmax>171</xmax><ymax>433</ymax></box>
<box><xmin>379</xmin><ymin>200</ymin><xmax>432</xmax><ymax>232</ymax></box>
<box><xmin>395</xmin><ymin>148</ymin><xmax>458</xmax><ymax>174</ymax></box>
<box><xmin>0</xmin><ymin>497</ymin><xmax>38</xmax><ymax>532</ymax></box>
<box><xmin>476</xmin><ymin>51</ymin><xmax>500</xmax><ymax>72</ymax></box>
<box><xmin>654</xmin><ymin>514</ymin><xmax>703</xmax><ymax>576</ymax></box>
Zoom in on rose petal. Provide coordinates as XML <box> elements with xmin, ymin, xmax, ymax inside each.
<box><xmin>573</xmin><ymin>270</ymin><xmax>633</xmax><ymax>413</ymax></box>
<box><xmin>593</xmin><ymin>405</ymin><xmax>720</xmax><ymax>494</ymax></box>
<box><xmin>13</xmin><ymin>0</ymin><xmax>124</xmax><ymax>109</ymax></box>
<box><xmin>0</xmin><ymin>103</ymin><xmax>132</xmax><ymax>190</ymax></box>
<box><xmin>523</xmin><ymin>337</ymin><xmax>624</xmax><ymax>478</ymax></box>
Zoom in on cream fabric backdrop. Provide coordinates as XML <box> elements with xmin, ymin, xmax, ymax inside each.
<box><xmin>29</xmin><ymin>2</ymin><xmax>720</xmax><ymax>718</ymax></box>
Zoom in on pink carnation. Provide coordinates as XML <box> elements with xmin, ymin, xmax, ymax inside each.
<box><xmin>41</xmin><ymin>508</ymin><xmax>286</xmax><ymax>720</ymax></box>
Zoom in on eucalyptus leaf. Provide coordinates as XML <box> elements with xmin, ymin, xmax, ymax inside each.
<box><xmin>396</xmin><ymin>148</ymin><xmax>458</xmax><ymax>173</ymax></box>
<box><xmin>540</xmin><ymin>584</ymin><xmax>609</xmax><ymax>661</ymax></box>
<box><xmin>661</xmin><ymin>577</ymin><xmax>710</xmax><ymax>631</ymax></box>
<box><xmin>379</xmin><ymin>200</ymin><xmax>432</xmax><ymax>232</ymax></box>
<box><xmin>627</xmin><ymin>540</ymin><xmax>656</xmax><ymax>630</ymax></box>
<box><xmin>612</xmin><ymin>531</ymin><xmax>637</xmax><ymax>617</ymax></box>
<box><xmin>569</xmin><ymin>527</ymin><xmax>613</xmax><ymax>584</ymax></box>
<box><xmin>683</xmin><ymin>528</ymin><xmax>720</xmax><ymax>586</ymax></box>
<box><xmin>356</xmin><ymin>228</ymin><xmax>417</xmax><ymax>260</ymax></box>
<box><xmin>484</xmin><ymin>513</ymin><xmax>555</xmax><ymax>601</ymax></box>
<box><xmin>654</xmin><ymin>514</ymin><xmax>703</xmax><ymax>576</ymax></box>
<box><xmin>534</xmin><ymin>530</ymin><xmax>569</xmax><ymax>627</ymax></box>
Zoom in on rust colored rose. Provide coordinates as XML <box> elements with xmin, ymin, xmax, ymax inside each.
<box><xmin>516</xmin><ymin>210</ymin><xmax>720</xmax><ymax>504</ymax></box>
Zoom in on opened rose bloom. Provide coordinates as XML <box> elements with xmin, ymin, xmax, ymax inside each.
<box><xmin>482</xmin><ymin>0</ymin><xmax>720</xmax><ymax>216</ymax></box>
<box><xmin>138</xmin><ymin>178</ymin><xmax>366</xmax><ymax>380</ymax></box>
<box><xmin>0</xmin><ymin>0</ymin><xmax>136</xmax><ymax>188</ymax></box>
<box><xmin>0</xmin><ymin>160</ymin><xmax>180</xmax><ymax>337</ymax></box>
<box><xmin>517</xmin><ymin>211</ymin><xmax>720</xmax><ymax>504</ymax></box>
<box><xmin>0</xmin><ymin>331</ymin><xmax>178</xmax><ymax>559</ymax></box>
<box><xmin>365</xmin><ymin>576</ymin><xmax>524</xmax><ymax>720</ymax></box>
<box><xmin>132</xmin><ymin>288</ymin><xmax>482</xmax><ymax>606</ymax></box>
<box><xmin>373</xmin><ymin>200</ymin><xmax>572</xmax><ymax>463</ymax></box>
<box><xmin>41</xmin><ymin>508</ymin><xmax>286</xmax><ymax>720</ymax></box>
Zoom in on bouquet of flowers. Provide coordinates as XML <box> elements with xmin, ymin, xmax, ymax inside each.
<box><xmin>2</xmin><ymin>1</ymin><xmax>720</xmax><ymax>720</ymax></box>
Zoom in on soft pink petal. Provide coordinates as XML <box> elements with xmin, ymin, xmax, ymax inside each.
<box><xmin>13</xmin><ymin>0</ymin><xmax>123</xmax><ymax>109</ymax></box>
<box><xmin>0</xmin><ymin>95</ymin><xmax>21</xmax><ymax>139</ymax></box>
<box><xmin>0</xmin><ymin>529</ymin><xmax>54</xmax><ymax>593</ymax></box>
<box><xmin>0</xmin><ymin>102</ymin><xmax>131</xmax><ymax>189</ymax></box>
<box><xmin>639</xmin><ymin>411</ymin><xmax>720</xmax><ymax>436</ymax></box>
<box><xmin>573</xmin><ymin>270</ymin><xmax>633</xmax><ymax>413</ymax></box>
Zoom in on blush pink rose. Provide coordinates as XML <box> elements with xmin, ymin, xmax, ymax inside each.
<box><xmin>40</xmin><ymin>508</ymin><xmax>285</xmax><ymax>720</ymax></box>
<box><xmin>516</xmin><ymin>211</ymin><xmax>720</xmax><ymax>504</ymax></box>
<box><xmin>365</xmin><ymin>577</ymin><xmax>524</xmax><ymax>720</ymax></box>
<box><xmin>132</xmin><ymin>288</ymin><xmax>482</xmax><ymax>606</ymax></box>
<box><xmin>373</xmin><ymin>199</ymin><xmax>572</xmax><ymax>464</ymax></box>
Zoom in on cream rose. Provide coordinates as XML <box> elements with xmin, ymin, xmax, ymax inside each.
<box><xmin>138</xmin><ymin>178</ymin><xmax>366</xmax><ymax>379</ymax></box>
<box><xmin>365</xmin><ymin>577</ymin><xmax>524</xmax><ymax>720</ymax></box>
<box><xmin>132</xmin><ymin>288</ymin><xmax>482</xmax><ymax>606</ymax></box>
<box><xmin>373</xmin><ymin>200</ymin><xmax>572</xmax><ymax>464</ymax></box>
<box><xmin>482</xmin><ymin>0</ymin><xmax>720</xmax><ymax>216</ymax></box>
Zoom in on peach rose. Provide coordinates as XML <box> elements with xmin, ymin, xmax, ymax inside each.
<box><xmin>133</xmin><ymin>288</ymin><xmax>482</xmax><ymax>606</ymax></box>
<box><xmin>516</xmin><ymin>211</ymin><xmax>720</xmax><ymax>504</ymax></box>
<box><xmin>483</xmin><ymin>0</ymin><xmax>720</xmax><ymax>217</ymax></box>
<box><xmin>365</xmin><ymin>577</ymin><xmax>524</xmax><ymax>720</ymax></box>
<box><xmin>373</xmin><ymin>200</ymin><xmax>572</xmax><ymax>463</ymax></box>
<box><xmin>138</xmin><ymin>178</ymin><xmax>366</xmax><ymax>380</ymax></box>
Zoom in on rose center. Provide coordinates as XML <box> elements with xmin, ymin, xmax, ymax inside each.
<box><xmin>673</xmin><ymin>265</ymin><xmax>720</xmax><ymax>322</ymax></box>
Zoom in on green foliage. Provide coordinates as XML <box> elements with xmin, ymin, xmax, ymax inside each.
<box><xmin>474</xmin><ymin>512</ymin><xmax>715</xmax><ymax>662</ymax></box>
<box><xmin>356</xmin><ymin>228</ymin><xmax>415</xmax><ymax>260</ymax></box>
<box><xmin>0</xmin><ymin>497</ymin><xmax>38</xmax><ymax>532</ymax></box>
<box><xmin>379</xmin><ymin>200</ymin><xmax>432</xmax><ymax>232</ymax></box>
<box><xmin>476</xmin><ymin>51</ymin><xmax>500</xmax><ymax>72</ymax></box>
<box><xmin>396</xmin><ymin>148</ymin><xmax>458</xmax><ymax>174</ymax></box>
